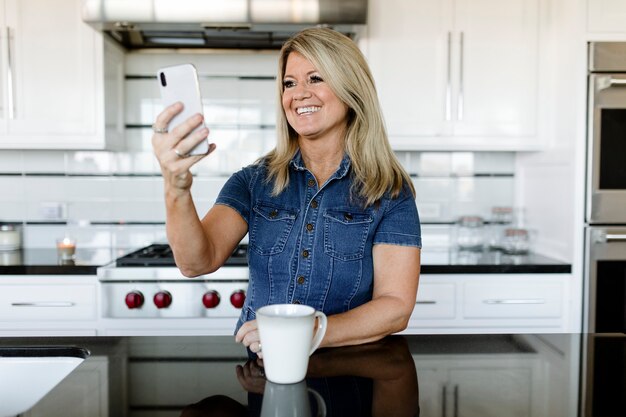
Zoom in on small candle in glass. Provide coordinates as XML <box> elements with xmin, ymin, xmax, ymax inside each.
<box><xmin>56</xmin><ymin>236</ymin><xmax>77</xmax><ymax>260</ymax></box>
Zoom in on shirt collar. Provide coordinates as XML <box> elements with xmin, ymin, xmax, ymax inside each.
<box><xmin>289</xmin><ymin>149</ymin><xmax>352</xmax><ymax>180</ymax></box>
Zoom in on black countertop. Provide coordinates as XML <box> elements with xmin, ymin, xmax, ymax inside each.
<box><xmin>0</xmin><ymin>333</ymin><xmax>622</xmax><ymax>416</ymax></box>
<box><xmin>0</xmin><ymin>247</ymin><xmax>126</xmax><ymax>275</ymax></box>
<box><xmin>0</xmin><ymin>247</ymin><xmax>571</xmax><ymax>275</ymax></box>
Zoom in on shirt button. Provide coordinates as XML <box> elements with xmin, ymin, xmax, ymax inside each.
<box><xmin>302</xmin><ymin>250</ymin><xmax>309</xmax><ymax>258</ymax></box>
<box><xmin>344</xmin><ymin>213</ymin><xmax>353</xmax><ymax>221</ymax></box>
<box><xmin>269</xmin><ymin>210</ymin><xmax>278</xmax><ymax>218</ymax></box>
<box><xmin>293</xmin><ymin>300</ymin><xmax>301</xmax><ymax>305</ymax></box>
<box><xmin>297</xmin><ymin>276</ymin><xmax>305</xmax><ymax>284</ymax></box>
<box><xmin>306</xmin><ymin>223</ymin><xmax>314</xmax><ymax>231</ymax></box>
<box><xmin>311</xmin><ymin>200</ymin><xmax>318</xmax><ymax>209</ymax></box>
<box><xmin>307</xmin><ymin>178</ymin><xmax>315</xmax><ymax>187</ymax></box>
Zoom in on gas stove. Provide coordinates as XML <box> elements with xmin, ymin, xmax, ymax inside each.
<box><xmin>97</xmin><ymin>243</ymin><xmax>249</xmax><ymax>334</ymax></box>
<box><xmin>114</xmin><ymin>243</ymin><xmax>249</xmax><ymax>267</ymax></box>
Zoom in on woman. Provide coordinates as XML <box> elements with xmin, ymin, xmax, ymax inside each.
<box><xmin>151</xmin><ymin>28</ymin><xmax>421</xmax><ymax>353</ymax></box>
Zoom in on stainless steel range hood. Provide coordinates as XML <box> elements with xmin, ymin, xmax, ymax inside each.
<box><xmin>82</xmin><ymin>0</ymin><xmax>367</xmax><ymax>49</ymax></box>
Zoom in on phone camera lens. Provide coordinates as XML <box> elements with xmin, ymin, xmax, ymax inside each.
<box><xmin>159</xmin><ymin>72</ymin><xmax>167</xmax><ymax>87</ymax></box>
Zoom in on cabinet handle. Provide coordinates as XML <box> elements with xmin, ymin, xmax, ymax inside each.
<box><xmin>11</xmin><ymin>302</ymin><xmax>76</xmax><ymax>307</ymax></box>
<box><xmin>457</xmin><ymin>32</ymin><xmax>464</xmax><ymax>121</ymax></box>
<box><xmin>445</xmin><ymin>31</ymin><xmax>452</xmax><ymax>121</ymax></box>
<box><xmin>453</xmin><ymin>385</ymin><xmax>459</xmax><ymax>417</ymax></box>
<box><xmin>609</xmin><ymin>78</ymin><xmax>626</xmax><ymax>86</ymax></box>
<box><xmin>415</xmin><ymin>300</ymin><xmax>437</xmax><ymax>305</ymax></box>
<box><xmin>6</xmin><ymin>27</ymin><xmax>15</xmax><ymax>119</ymax></box>
<box><xmin>483</xmin><ymin>299</ymin><xmax>545</xmax><ymax>304</ymax></box>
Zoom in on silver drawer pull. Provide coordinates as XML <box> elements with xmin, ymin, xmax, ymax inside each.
<box><xmin>416</xmin><ymin>300</ymin><xmax>437</xmax><ymax>305</ymax></box>
<box><xmin>483</xmin><ymin>299</ymin><xmax>545</xmax><ymax>305</ymax></box>
<box><xmin>11</xmin><ymin>302</ymin><xmax>76</xmax><ymax>307</ymax></box>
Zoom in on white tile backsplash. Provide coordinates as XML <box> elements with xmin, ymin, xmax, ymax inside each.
<box><xmin>2</xmin><ymin>52</ymin><xmax>517</xmax><ymax>250</ymax></box>
<box><xmin>67</xmin><ymin>151</ymin><xmax>113</xmax><ymax>175</ymax></box>
<box><xmin>0</xmin><ymin>151</ymin><xmax>23</xmax><ymax>173</ymax></box>
<box><xmin>22</xmin><ymin>151</ymin><xmax>67</xmax><ymax>173</ymax></box>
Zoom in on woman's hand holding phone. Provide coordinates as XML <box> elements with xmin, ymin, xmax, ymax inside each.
<box><xmin>151</xmin><ymin>102</ymin><xmax>216</xmax><ymax>194</ymax></box>
<box><xmin>152</xmin><ymin>63</ymin><xmax>215</xmax><ymax>194</ymax></box>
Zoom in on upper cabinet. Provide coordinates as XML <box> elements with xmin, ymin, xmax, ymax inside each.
<box><xmin>0</xmin><ymin>0</ymin><xmax>123</xmax><ymax>150</ymax></box>
<box><xmin>365</xmin><ymin>0</ymin><xmax>541</xmax><ymax>150</ymax></box>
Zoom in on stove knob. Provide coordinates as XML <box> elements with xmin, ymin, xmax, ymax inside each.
<box><xmin>202</xmin><ymin>290</ymin><xmax>221</xmax><ymax>309</ymax></box>
<box><xmin>125</xmin><ymin>291</ymin><xmax>144</xmax><ymax>309</ymax></box>
<box><xmin>230</xmin><ymin>290</ymin><xmax>246</xmax><ymax>309</ymax></box>
<box><xmin>153</xmin><ymin>291</ymin><xmax>172</xmax><ymax>309</ymax></box>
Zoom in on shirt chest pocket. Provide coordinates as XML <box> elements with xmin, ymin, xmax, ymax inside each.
<box><xmin>324</xmin><ymin>210</ymin><xmax>373</xmax><ymax>261</ymax></box>
<box><xmin>250</xmin><ymin>202</ymin><xmax>298</xmax><ymax>256</ymax></box>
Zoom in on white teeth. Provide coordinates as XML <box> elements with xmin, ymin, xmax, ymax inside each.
<box><xmin>296</xmin><ymin>106</ymin><xmax>320</xmax><ymax>115</ymax></box>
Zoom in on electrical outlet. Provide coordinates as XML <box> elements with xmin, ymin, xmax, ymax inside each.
<box><xmin>40</xmin><ymin>202</ymin><xmax>66</xmax><ymax>220</ymax></box>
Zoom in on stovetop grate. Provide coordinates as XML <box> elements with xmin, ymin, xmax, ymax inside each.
<box><xmin>116</xmin><ymin>244</ymin><xmax>248</xmax><ymax>267</ymax></box>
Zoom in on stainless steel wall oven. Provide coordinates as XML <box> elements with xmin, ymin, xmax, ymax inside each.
<box><xmin>585</xmin><ymin>42</ymin><xmax>626</xmax><ymax>333</ymax></box>
<box><xmin>587</xmin><ymin>42</ymin><xmax>626</xmax><ymax>224</ymax></box>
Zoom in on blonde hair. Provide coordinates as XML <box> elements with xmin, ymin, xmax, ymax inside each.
<box><xmin>265</xmin><ymin>27</ymin><xmax>415</xmax><ymax>206</ymax></box>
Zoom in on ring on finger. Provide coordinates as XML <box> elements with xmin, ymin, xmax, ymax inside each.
<box><xmin>174</xmin><ymin>148</ymin><xmax>188</xmax><ymax>158</ymax></box>
<box><xmin>257</xmin><ymin>342</ymin><xmax>262</xmax><ymax>352</ymax></box>
<box><xmin>152</xmin><ymin>124</ymin><xmax>168</xmax><ymax>134</ymax></box>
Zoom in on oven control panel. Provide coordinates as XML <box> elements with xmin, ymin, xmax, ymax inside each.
<box><xmin>102</xmin><ymin>282</ymin><xmax>247</xmax><ymax>318</ymax></box>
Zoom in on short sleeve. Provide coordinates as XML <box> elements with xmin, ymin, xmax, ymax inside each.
<box><xmin>214</xmin><ymin>166</ymin><xmax>255</xmax><ymax>224</ymax></box>
<box><xmin>373</xmin><ymin>188</ymin><xmax>422</xmax><ymax>248</ymax></box>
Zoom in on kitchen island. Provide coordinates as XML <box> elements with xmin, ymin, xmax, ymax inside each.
<box><xmin>0</xmin><ymin>332</ymin><xmax>621</xmax><ymax>417</ymax></box>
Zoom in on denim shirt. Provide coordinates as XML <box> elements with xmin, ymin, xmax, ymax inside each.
<box><xmin>215</xmin><ymin>151</ymin><xmax>422</xmax><ymax>332</ymax></box>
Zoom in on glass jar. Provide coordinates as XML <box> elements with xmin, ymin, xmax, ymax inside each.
<box><xmin>501</xmin><ymin>228</ymin><xmax>530</xmax><ymax>254</ymax></box>
<box><xmin>455</xmin><ymin>216</ymin><xmax>485</xmax><ymax>251</ymax></box>
<box><xmin>487</xmin><ymin>206</ymin><xmax>513</xmax><ymax>250</ymax></box>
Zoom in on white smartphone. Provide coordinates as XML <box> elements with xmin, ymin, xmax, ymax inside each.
<box><xmin>157</xmin><ymin>63</ymin><xmax>210</xmax><ymax>156</ymax></box>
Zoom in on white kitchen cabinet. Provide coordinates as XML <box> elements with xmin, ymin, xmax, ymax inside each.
<box><xmin>414</xmin><ymin>350</ymin><xmax>539</xmax><ymax>417</ymax></box>
<box><xmin>448</xmin><ymin>368</ymin><xmax>532</xmax><ymax>416</ymax></box>
<box><xmin>365</xmin><ymin>0</ymin><xmax>540</xmax><ymax>150</ymax></box>
<box><xmin>0</xmin><ymin>0</ymin><xmax>123</xmax><ymax>149</ymax></box>
<box><xmin>0</xmin><ymin>275</ymin><xmax>98</xmax><ymax>336</ymax></box>
<box><xmin>406</xmin><ymin>274</ymin><xmax>571</xmax><ymax>333</ymax></box>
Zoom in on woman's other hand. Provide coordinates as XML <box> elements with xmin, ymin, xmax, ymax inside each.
<box><xmin>151</xmin><ymin>102</ymin><xmax>215</xmax><ymax>194</ymax></box>
<box><xmin>235</xmin><ymin>319</ymin><xmax>263</xmax><ymax>358</ymax></box>
<box><xmin>235</xmin><ymin>360</ymin><xmax>267</xmax><ymax>394</ymax></box>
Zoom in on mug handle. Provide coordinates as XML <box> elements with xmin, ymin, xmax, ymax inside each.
<box><xmin>308</xmin><ymin>388</ymin><xmax>327</xmax><ymax>417</ymax></box>
<box><xmin>309</xmin><ymin>311</ymin><xmax>327</xmax><ymax>355</ymax></box>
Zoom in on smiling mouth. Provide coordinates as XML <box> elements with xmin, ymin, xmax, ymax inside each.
<box><xmin>296</xmin><ymin>106</ymin><xmax>321</xmax><ymax>115</ymax></box>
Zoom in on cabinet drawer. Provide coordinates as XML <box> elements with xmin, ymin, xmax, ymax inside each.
<box><xmin>463</xmin><ymin>281</ymin><xmax>562</xmax><ymax>319</ymax></box>
<box><xmin>411</xmin><ymin>283</ymin><xmax>455</xmax><ymax>319</ymax></box>
<box><xmin>0</xmin><ymin>285</ymin><xmax>96</xmax><ymax>321</ymax></box>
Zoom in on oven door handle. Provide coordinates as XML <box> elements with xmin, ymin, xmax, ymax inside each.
<box><xmin>599</xmin><ymin>77</ymin><xmax>626</xmax><ymax>90</ymax></box>
<box><xmin>595</xmin><ymin>233</ymin><xmax>626</xmax><ymax>243</ymax></box>
<box><xmin>605</xmin><ymin>234</ymin><xmax>626</xmax><ymax>242</ymax></box>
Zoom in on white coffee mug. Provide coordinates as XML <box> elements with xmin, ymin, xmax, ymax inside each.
<box><xmin>256</xmin><ymin>304</ymin><xmax>327</xmax><ymax>384</ymax></box>
<box><xmin>261</xmin><ymin>381</ymin><xmax>327</xmax><ymax>417</ymax></box>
